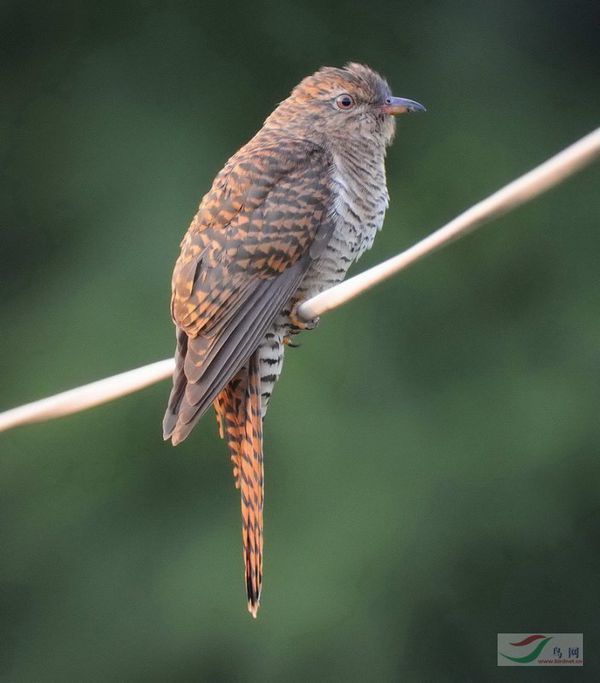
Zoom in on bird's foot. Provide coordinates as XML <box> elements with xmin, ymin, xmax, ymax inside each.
<box><xmin>289</xmin><ymin>304</ymin><xmax>320</xmax><ymax>331</ymax></box>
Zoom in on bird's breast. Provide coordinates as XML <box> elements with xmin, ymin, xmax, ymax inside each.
<box><xmin>297</xmin><ymin>149</ymin><xmax>389</xmax><ymax>300</ymax></box>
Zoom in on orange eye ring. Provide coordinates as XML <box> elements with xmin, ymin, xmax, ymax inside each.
<box><xmin>335</xmin><ymin>94</ymin><xmax>355</xmax><ymax>111</ymax></box>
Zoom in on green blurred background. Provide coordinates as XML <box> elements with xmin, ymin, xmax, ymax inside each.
<box><xmin>1</xmin><ymin>1</ymin><xmax>599</xmax><ymax>680</ymax></box>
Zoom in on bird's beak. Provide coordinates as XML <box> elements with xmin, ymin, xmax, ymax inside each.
<box><xmin>381</xmin><ymin>96</ymin><xmax>426</xmax><ymax>115</ymax></box>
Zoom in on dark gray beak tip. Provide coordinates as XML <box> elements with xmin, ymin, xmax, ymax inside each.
<box><xmin>382</xmin><ymin>96</ymin><xmax>427</xmax><ymax>116</ymax></box>
<box><xmin>403</xmin><ymin>99</ymin><xmax>427</xmax><ymax>114</ymax></box>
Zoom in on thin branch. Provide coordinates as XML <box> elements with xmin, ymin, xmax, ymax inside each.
<box><xmin>0</xmin><ymin>360</ymin><xmax>175</xmax><ymax>433</ymax></box>
<box><xmin>1</xmin><ymin>128</ymin><xmax>599</xmax><ymax>434</ymax></box>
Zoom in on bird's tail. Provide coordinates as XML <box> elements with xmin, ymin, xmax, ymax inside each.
<box><xmin>214</xmin><ymin>351</ymin><xmax>264</xmax><ymax>617</ymax></box>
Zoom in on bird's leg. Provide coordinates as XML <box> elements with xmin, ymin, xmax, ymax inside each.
<box><xmin>288</xmin><ymin>302</ymin><xmax>320</xmax><ymax>331</ymax></box>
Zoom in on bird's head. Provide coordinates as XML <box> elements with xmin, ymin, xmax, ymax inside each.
<box><xmin>265</xmin><ymin>63</ymin><xmax>425</xmax><ymax>149</ymax></box>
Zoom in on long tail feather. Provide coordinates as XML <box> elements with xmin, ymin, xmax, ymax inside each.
<box><xmin>214</xmin><ymin>374</ymin><xmax>246</xmax><ymax>490</ymax></box>
<box><xmin>214</xmin><ymin>352</ymin><xmax>264</xmax><ymax>617</ymax></box>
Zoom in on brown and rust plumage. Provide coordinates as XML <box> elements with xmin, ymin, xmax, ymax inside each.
<box><xmin>213</xmin><ymin>356</ymin><xmax>264</xmax><ymax>615</ymax></box>
<box><xmin>163</xmin><ymin>63</ymin><xmax>424</xmax><ymax>616</ymax></box>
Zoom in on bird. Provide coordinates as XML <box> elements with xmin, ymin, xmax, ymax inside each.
<box><xmin>163</xmin><ymin>63</ymin><xmax>425</xmax><ymax>617</ymax></box>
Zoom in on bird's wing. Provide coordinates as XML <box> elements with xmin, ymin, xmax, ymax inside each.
<box><xmin>163</xmin><ymin>138</ymin><xmax>334</xmax><ymax>444</ymax></box>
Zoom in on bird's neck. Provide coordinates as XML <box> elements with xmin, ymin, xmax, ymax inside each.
<box><xmin>328</xmin><ymin>135</ymin><xmax>388</xmax><ymax>181</ymax></box>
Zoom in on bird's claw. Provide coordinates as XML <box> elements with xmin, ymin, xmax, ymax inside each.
<box><xmin>283</xmin><ymin>336</ymin><xmax>301</xmax><ymax>348</ymax></box>
<box><xmin>289</xmin><ymin>304</ymin><xmax>320</xmax><ymax>331</ymax></box>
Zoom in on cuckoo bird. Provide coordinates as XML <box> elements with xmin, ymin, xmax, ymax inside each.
<box><xmin>163</xmin><ymin>63</ymin><xmax>425</xmax><ymax>616</ymax></box>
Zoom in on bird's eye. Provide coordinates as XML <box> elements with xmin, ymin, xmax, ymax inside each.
<box><xmin>335</xmin><ymin>94</ymin><xmax>355</xmax><ymax>110</ymax></box>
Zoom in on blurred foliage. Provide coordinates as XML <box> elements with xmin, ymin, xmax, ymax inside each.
<box><xmin>1</xmin><ymin>0</ymin><xmax>599</xmax><ymax>680</ymax></box>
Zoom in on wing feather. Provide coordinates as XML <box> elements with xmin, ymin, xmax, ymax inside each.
<box><xmin>164</xmin><ymin>137</ymin><xmax>333</xmax><ymax>443</ymax></box>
